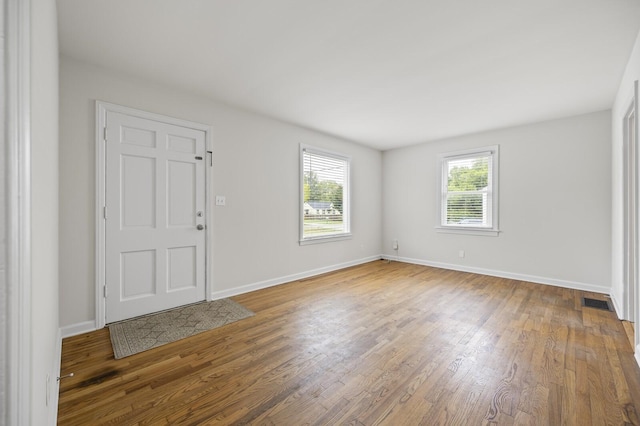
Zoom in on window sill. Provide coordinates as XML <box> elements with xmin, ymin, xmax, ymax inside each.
<box><xmin>300</xmin><ymin>233</ymin><xmax>352</xmax><ymax>245</ymax></box>
<box><xmin>435</xmin><ymin>226</ymin><xmax>500</xmax><ymax>237</ymax></box>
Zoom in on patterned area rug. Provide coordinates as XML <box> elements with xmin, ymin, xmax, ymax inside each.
<box><xmin>108</xmin><ymin>299</ymin><xmax>254</xmax><ymax>359</ymax></box>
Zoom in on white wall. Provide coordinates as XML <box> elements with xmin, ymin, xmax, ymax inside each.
<box><xmin>611</xmin><ymin>30</ymin><xmax>640</xmax><ymax>318</ymax></box>
<box><xmin>59</xmin><ymin>56</ymin><xmax>382</xmax><ymax>329</ymax></box>
<box><xmin>30</xmin><ymin>0</ymin><xmax>59</xmax><ymax>423</ymax></box>
<box><xmin>382</xmin><ymin>111</ymin><xmax>612</xmax><ymax>292</ymax></box>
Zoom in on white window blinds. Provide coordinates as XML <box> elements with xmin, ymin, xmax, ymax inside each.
<box><xmin>301</xmin><ymin>146</ymin><xmax>350</xmax><ymax>242</ymax></box>
<box><xmin>439</xmin><ymin>146</ymin><xmax>499</xmax><ymax>233</ymax></box>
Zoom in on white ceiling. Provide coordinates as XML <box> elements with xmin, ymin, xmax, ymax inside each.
<box><xmin>57</xmin><ymin>0</ymin><xmax>640</xmax><ymax>151</ymax></box>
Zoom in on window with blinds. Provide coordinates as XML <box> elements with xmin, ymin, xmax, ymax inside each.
<box><xmin>300</xmin><ymin>145</ymin><xmax>351</xmax><ymax>244</ymax></box>
<box><xmin>438</xmin><ymin>146</ymin><xmax>499</xmax><ymax>235</ymax></box>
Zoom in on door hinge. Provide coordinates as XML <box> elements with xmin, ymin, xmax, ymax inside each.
<box><xmin>103</xmin><ymin>206</ymin><xmax>107</xmax><ymax>219</ymax></box>
<box><xmin>103</xmin><ymin>127</ymin><xmax>108</xmax><ymax>141</ymax></box>
<box><xmin>103</xmin><ymin>285</ymin><xmax>108</xmax><ymax>298</ymax></box>
<box><xmin>207</xmin><ymin>151</ymin><xmax>213</xmax><ymax>166</ymax></box>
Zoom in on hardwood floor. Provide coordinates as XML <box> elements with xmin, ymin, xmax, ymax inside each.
<box><xmin>58</xmin><ymin>261</ymin><xmax>640</xmax><ymax>425</ymax></box>
<box><xmin>624</xmin><ymin>321</ymin><xmax>636</xmax><ymax>350</ymax></box>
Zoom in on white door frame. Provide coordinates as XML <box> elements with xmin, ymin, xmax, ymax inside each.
<box><xmin>95</xmin><ymin>101</ymin><xmax>213</xmax><ymax>329</ymax></box>
<box><xmin>623</xmin><ymin>88</ymin><xmax>637</xmax><ymax>324</ymax></box>
<box><xmin>634</xmin><ymin>80</ymin><xmax>640</xmax><ymax>354</ymax></box>
<box><xmin>5</xmin><ymin>0</ymin><xmax>32</xmax><ymax>423</ymax></box>
<box><xmin>623</xmin><ymin>81</ymin><xmax>640</xmax><ymax>357</ymax></box>
<box><xmin>5</xmin><ymin>0</ymin><xmax>31</xmax><ymax>425</ymax></box>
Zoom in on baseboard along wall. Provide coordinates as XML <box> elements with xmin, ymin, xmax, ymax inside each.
<box><xmin>62</xmin><ymin>254</ymin><xmax>612</xmax><ymax>339</ymax></box>
<box><xmin>208</xmin><ymin>255</ymin><xmax>383</xmax><ymax>301</ymax></box>
<box><xmin>382</xmin><ymin>255</ymin><xmax>611</xmax><ymax>295</ymax></box>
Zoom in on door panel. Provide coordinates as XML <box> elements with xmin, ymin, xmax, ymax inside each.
<box><xmin>121</xmin><ymin>125</ymin><xmax>156</xmax><ymax>148</ymax></box>
<box><xmin>121</xmin><ymin>250</ymin><xmax>156</xmax><ymax>299</ymax></box>
<box><xmin>168</xmin><ymin>246</ymin><xmax>197</xmax><ymax>290</ymax></box>
<box><xmin>168</xmin><ymin>160</ymin><xmax>196</xmax><ymax>227</ymax></box>
<box><xmin>168</xmin><ymin>134</ymin><xmax>197</xmax><ymax>153</ymax></box>
<box><xmin>121</xmin><ymin>154</ymin><xmax>156</xmax><ymax>228</ymax></box>
<box><xmin>105</xmin><ymin>111</ymin><xmax>206</xmax><ymax>323</ymax></box>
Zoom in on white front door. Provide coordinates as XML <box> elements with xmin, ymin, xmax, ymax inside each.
<box><xmin>105</xmin><ymin>111</ymin><xmax>207</xmax><ymax>323</ymax></box>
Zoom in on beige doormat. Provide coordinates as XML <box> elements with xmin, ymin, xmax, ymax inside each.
<box><xmin>108</xmin><ymin>299</ymin><xmax>254</xmax><ymax>359</ymax></box>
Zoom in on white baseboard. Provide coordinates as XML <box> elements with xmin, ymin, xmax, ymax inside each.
<box><xmin>61</xmin><ymin>254</ymin><xmax>611</xmax><ymax>340</ymax></box>
<box><xmin>63</xmin><ymin>257</ymin><xmax>383</xmax><ymax>335</ymax></box>
<box><xmin>57</xmin><ymin>255</ymin><xmax>640</xmax><ymax>375</ymax></box>
<box><xmin>60</xmin><ymin>320</ymin><xmax>97</xmax><ymax>339</ymax></box>
<box><xmin>610</xmin><ymin>292</ymin><xmax>625</xmax><ymax>320</ymax></box>
<box><xmin>210</xmin><ymin>255</ymin><xmax>382</xmax><ymax>300</ymax></box>
<box><xmin>384</xmin><ymin>255</ymin><xmax>610</xmax><ymax>295</ymax></box>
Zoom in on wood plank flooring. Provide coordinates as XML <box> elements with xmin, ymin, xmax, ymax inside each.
<box><xmin>624</xmin><ymin>321</ymin><xmax>635</xmax><ymax>350</ymax></box>
<box><xmin>58</xmin><ymin>261</ymin><xmax>640</xmax><ymax>425</ymax></box>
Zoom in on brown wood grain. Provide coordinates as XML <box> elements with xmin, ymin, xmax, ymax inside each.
<box><xmin>58</xmin><ymin>261</ymin><xmax>640</xmax><ymax>425</ymax></box>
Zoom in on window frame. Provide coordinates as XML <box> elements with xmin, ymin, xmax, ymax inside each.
<box><xmin>436</xmin><ymin>145</ymin><xmax>500</xmax><ymax>237</ymax></box>
<box><xmin>299</xmin><ymin>144</ymin><xmax>352</xmax><ymax>245</ymax></box>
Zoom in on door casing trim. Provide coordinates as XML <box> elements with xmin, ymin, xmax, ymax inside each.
<box><xmin>6</xmin><ymin>0</ymin><xmax>32</xmax><ymax>422</ymax></box>
<box><xmin>95</xmin><ymin>101</ymin><xmax>213</xmax><ymax>329</ymax></box>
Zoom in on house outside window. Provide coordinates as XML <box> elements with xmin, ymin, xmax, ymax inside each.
<box><xmin>300</xmin><ymin>145</ymin><xmax>351</xmax><ymax>244</ymax></box>
<box><xmin>437</xmin><ymin>146</ymin><xmax>500</xmax><ymax>236</ymax></box>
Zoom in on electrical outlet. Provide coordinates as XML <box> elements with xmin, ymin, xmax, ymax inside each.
<box><xmin>393</xmin><ymin>240</ymin><xmax>399</xmax><ymax>250</ymax></box>
<box><xmin>215</xmin><ymin>195</ymin><xmax>226</xmax><ymax>206</ymax></box>
<box><xmin>459</xmin><ymin>250</ymin><xmax>465</xmax><ymax>258</ymax></box>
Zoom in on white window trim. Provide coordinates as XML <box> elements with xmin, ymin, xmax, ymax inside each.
<box><xmin>299</xmin><ymin>144</ymin><xmax>352</xmax><ymax>245</ymax></box>
<box><xmin>436</xmin><ymin>145</ymin><xmax>500</xmax><ymax>237</ymax></box>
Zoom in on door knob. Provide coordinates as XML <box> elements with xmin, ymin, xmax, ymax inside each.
<box><xmin>197</xmin><ymin>224</ymin><xmax>204</xmax><ymax>230</ymax></box>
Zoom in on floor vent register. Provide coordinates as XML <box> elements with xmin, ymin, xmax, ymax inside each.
<box><xmin>582</xmin><ymin>297</ymin><xmax>612</xmax><ymax>311</ymax></box>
